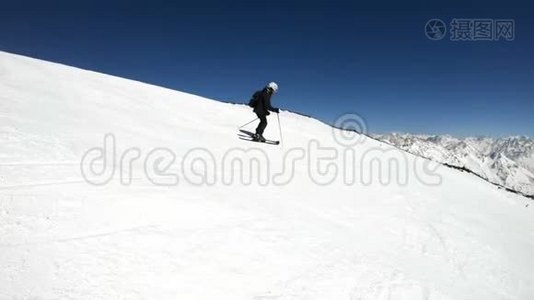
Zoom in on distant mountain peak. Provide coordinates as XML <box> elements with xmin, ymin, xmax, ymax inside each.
<box><xmin>374</xmin><ymin>133</ymin><xmax>534</xmax><ymax>196</ymax></box>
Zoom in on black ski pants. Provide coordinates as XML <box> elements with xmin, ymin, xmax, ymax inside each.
<box><xmin>255</xmin><ymin>113</ymin><xmax>268</xmax><ymax>135</ymax></box>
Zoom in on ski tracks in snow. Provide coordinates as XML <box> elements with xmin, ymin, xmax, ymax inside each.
<box><xmin>249</xmin><ymin>193</ymin><xmax>445</xmax><ymax>300</ymax></box>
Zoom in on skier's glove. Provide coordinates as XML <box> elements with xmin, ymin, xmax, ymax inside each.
<box><xmin>273</xmin><ymin>108</ymin><xmax>280</xmax><ymax>113</ymax></box>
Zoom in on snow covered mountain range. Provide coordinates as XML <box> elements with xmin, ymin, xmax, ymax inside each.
<box><xmin>1</xmin><ymin>51</ymin><xmax>534</xmax><ymax>299</ymax></box>
<box><xmin>374</xmin><ymin>133</ymin><xmax>534</xmax><ymax>196</ymax></box>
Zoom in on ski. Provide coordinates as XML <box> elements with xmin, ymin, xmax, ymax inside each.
<box><xmin>239</xmin><ymin>137</ymin><xmax>280</xmax><ymax>145</ymax></box>
<box><xmin>237</xmin><ymin>129</ymin><xmax>280</xmax><ymax>145</ymax></box>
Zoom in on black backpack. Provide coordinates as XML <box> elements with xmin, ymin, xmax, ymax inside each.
<box><xmin>248</xmin><ymin>91</ymin><xmax>261</xmax><ymax>108</ymax></box>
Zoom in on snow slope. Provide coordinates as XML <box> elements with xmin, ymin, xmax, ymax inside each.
<box><xmin>1</xmin><ymin>51</ymin><xmax>534</xmax><ymax>299</ymax></box>
<box><xmin>374</xmin><ymin>133</ymin><xmax>534</xmax><ymax>196</ymax></box>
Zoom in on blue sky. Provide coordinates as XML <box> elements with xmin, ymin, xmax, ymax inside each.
<box><xmin>1</xmin><ymin>0</ymin><xmax>533</xmax><ymax>137</ymax></box>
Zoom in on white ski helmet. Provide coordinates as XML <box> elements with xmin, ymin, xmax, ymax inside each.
<box><xmin>266</xmin><ymin>82</ymin><xmax>278</xmax><ymax>92</ymax></box>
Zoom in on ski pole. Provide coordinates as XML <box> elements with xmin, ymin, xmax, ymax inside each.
<box><xmin>238</xmin><ymin>118</ymin><xmax>258</xmax><ymax>128</ymax></box>
<box><xmin>277</xmin><ymin>113</ymin><xmax>283</xmax><ymax>148</ymax></box>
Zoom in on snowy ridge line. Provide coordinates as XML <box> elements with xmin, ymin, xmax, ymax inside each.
<box><xmin>0</xmin><ymin>50</ymin><xmax>191</xmax><ymax>97</ymax></box>
<box><xmin>441</xmin><ymin>163</ymin><xmax>534</xmax><ymax>200</ymax></box>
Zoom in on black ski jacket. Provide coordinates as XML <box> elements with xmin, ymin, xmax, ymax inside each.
<box><xmin>251</xmin><ymin>88</ymin><xmax>278</xmax><ymax>116</ymax></box>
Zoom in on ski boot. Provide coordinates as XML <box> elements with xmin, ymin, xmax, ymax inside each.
<box><xmin>252</xmin><ymin>133</ymin><xmax>266</xmax><ymax>142</ymax></box>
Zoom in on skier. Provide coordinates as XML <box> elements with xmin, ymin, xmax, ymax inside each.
<box><xmin>249</xmin><ymin>82</ymin><xmax>280</xmax><ymax>142</ymax></box>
